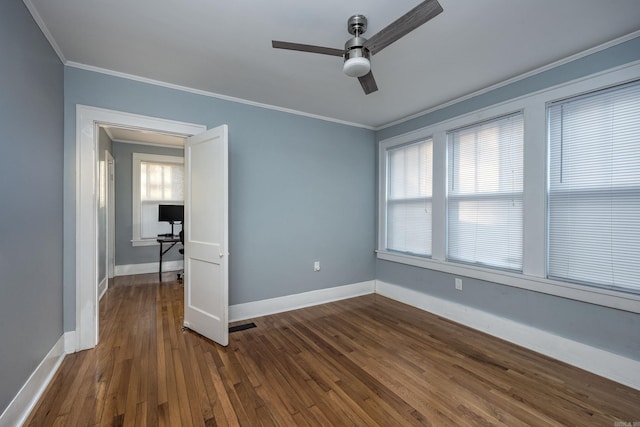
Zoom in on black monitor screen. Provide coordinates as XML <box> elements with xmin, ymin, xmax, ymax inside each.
<box><xmin>158</xmin><ymin>204</ymin><xmax>184</xmax><ymax>223</ymax></box>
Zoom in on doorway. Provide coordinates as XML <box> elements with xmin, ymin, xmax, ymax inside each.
<box><xmin>75</xmin><ymin>105</ymin><xmax>206</xmax><ymax>351</ymax></box>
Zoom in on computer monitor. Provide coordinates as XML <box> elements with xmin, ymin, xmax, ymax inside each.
<box><xmin>158</xmin><ymin>204</ymin><xmax>184</xmax><ymax>224</ymax></box>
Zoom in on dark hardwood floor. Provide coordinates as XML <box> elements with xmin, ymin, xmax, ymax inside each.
<box><xmin>26</xmin><ymin>273</ymin><xmax>640</xmax><ymax>426</ymax></box>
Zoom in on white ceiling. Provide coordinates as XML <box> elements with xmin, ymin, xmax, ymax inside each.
<box><xmin>26</xmin><ymin>0</ymin><xmax>640</xmax><ymax>128</ymax></box>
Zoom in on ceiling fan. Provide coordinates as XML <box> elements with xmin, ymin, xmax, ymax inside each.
<box><xmin>272</xmin><ymin>0</ymin><xmax>443</xmax><ymax>95</ymax></box>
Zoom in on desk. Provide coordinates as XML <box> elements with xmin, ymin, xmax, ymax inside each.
<box><xmin>157</xmin><ymin>236</ymin><xmax>181</xmax><ymax>281</ymax></box>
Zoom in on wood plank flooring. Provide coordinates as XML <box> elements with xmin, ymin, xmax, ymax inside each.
<box><xmin>26</xmin><ymin>273</ymin><xmax>640</xmax><ymax>426</ymax></box>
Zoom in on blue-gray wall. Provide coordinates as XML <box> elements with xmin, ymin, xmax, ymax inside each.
<box><xmin>63</xmin><ymin>68</ymin><xmax>377</xmax><ymax>330</ymax></box>
<box><xmin>112</xmin><ymin>141</ymin><xmax>184</xmax><ymax>266</ymax></box>
<box><xmin>97</xmin><ymin>128</ymin><xmax>113</xmax><ymax>283</ymax></box>
<box><xmin>375</xmin><ymin>36</ymin><xmax>640</xmax><ymax>361</ymax></box>
<box><xmin>0</xmin><ymin>1</ymin><xmax>64</xmax><ymax>415</ymax></box>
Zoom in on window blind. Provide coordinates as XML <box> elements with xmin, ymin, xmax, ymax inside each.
<box><xmin>447</xmin><ymin>113</ymin><xmax>524</xmax><ymax>270</ymax></box>
<box><xmin>139</xmin><ymin>161</ymin><xmax>184</xmax><ymax>239</ymax></box>
<box><xmin>386</xmin><ymin>139</ymin><xmax>433</xmax><ymax>256</ymax></box>
<box><xmin>548</xmin><ymin>80</ymin><xmax>640</xmax><ymax>293</ymax></box>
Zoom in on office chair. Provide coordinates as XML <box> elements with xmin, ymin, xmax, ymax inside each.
<box><xmin>177</xmin><ymin>229</ymin><xmax>184</xmax><ymax>281</ymax></box>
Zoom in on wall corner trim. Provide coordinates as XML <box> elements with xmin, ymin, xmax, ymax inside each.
<box><xmin>0</xmin><ymin>333</ymin><xmax>69</xmax><ymax>426</ymax></box>
<box><xmin>375</xmin><ymin>280</ymin><xmax>640</xmax><ymax>391</ymax></box>
<box><xmin>229</xmin><ymin>280</ymin><xmax>376</xmax><ymax>322</ymax></box>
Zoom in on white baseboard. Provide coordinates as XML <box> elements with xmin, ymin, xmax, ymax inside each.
<box><xmin>114</xmin><ymin>260</ymin><xmax>183</xmax><ymax>277</ymax></box>
<box><xmin>98</xmin><ymin>276</ymin><xmax>108</xmax><ymax>300</ymax></box>
<box><xmin>0</xmin><ymin>334</ymin><xmax>68</xmax><ymax>427</ymax></box>
<box><xmin>229</xmin><ymin>280</ymin><xmax>375</xmax><ymax>322</ymax></box>
<box><xmin>375</xmin><ymin>280</ymin><xmax>640</xmax><ymax>391</ymax></box>
<box><xmin>64</xmin><ymin>331</ymin><xmax>76</xmax><ymax>354</ymax></box>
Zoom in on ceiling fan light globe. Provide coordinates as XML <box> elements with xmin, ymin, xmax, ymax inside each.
<box><xmin>343</xmin><ymin>57</ymin><xmax>370</xmax><ymax>77</ymax></box>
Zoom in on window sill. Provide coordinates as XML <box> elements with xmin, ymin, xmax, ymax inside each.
<box><xmin>376</xmin><ymin>250</ymin><xmax>640</xmax><ymax>314</ymax></box>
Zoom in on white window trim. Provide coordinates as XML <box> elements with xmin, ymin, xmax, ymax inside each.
<box><xmin>377</xmin><ymin>60</ymin><xmax>640</xmax><ymax>314</ymax></box>
<box><xmin>132</xmin><ymin>152</ymin><xmax>184</xmax><ymax>246</ymax></box>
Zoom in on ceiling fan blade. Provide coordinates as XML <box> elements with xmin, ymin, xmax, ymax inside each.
<box><xmin>358</xmin><ymin>71</ymin><xmax>378</xmax><ymax>95</ymax></box>
<box><xmin>364</xmin><ymin>0</ymin><xmax>443</xmax><ymax>55</ymax></box>
<box><xmin>272</xmin><ymin>41</ymin><xmax>344</xmax><ymax>57</ymax></box>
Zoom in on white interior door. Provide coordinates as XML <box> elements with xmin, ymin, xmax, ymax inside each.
<box><xmin>183</xmin><ymin>124</ymin><xmax>229</xmax><ymax>346</ymax></box>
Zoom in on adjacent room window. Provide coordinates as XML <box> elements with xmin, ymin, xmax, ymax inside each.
<box><xmin>132</xmin><ymin>153</ymin><xmax>184</xmax><ymax>245</ymax></box>
<box><xmin>548</xmin><ymin>80</ymin><xmax>640</xmax><ymax>293</ymax></box>
<box><xmin>447</xmin><ymin>113</ymin><xmax>524</xmax><ymax>271</ymax></box>
<box><xmin>384</xmin><ymin>139</ymin><xmax>433</xmax><ymax>256</ymax></box>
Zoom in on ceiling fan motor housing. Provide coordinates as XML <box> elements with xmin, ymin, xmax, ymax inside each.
<box><xmin>343</xmin><ymin>40</ymin><xmax>370</xmax><ymax>77</ymax></box>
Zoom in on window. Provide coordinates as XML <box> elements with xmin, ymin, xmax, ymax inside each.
<box><xmin>377</xmin><ymin>64</ymin><xmax>640</xmax><ymax>311</ymax></box>
<box><xmin>384</xmin><ymin>139</ymin><xmax>433</xmax><ymax>256</ymax></box>
<box><xmin>447</xmin><ymin>113</ymin><xmax>524</xmax><ymax>271</ymax></box>
<box><xmin>548</xmin><ymin>81</ymin><xmax>640</xmax><ymax>293</ymax></box>
<box><xmin>132</xmin><ymin>153</ymin><xmax>184</xmax><ymax>245</ymax></box>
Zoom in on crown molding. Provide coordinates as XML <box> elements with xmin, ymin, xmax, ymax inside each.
<box><xmin>22</xmin><ymin>0</ymin><xmax>640</xmax><ymax>133</ymax></box>
<box><xmin>376</xmin><ymin>30</ymin><xmax>640</xmax><ymax>131</ymax></box>
<box><xmin>66</xmin><ymin>62</ymin><xmax>376</xmax><ymax>131</ymax></box>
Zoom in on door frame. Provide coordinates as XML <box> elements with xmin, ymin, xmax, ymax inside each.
<box><xmin>106</xmin><ymin>150</ymin><xmax>115</xmax><ymax>282</ymax></box>
<box><xmin>75</xmin><ymin>105</ymin><xmax>206</xmax><ymax>351</ymax></box>
<box><xmin>97</xmin><ymin>149</ymin><xmax>114</xmax><ymax>301</ymax></box>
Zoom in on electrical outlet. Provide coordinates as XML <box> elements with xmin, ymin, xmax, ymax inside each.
<box><xmin>314</xmin><ymin>261</ymin><xmax>320</xmax><ymax>272</ymax></box>
<box><xmin>455</xmin><ymin>278</ymin><xmax>463</xmax><ymax>290</ymax></box>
